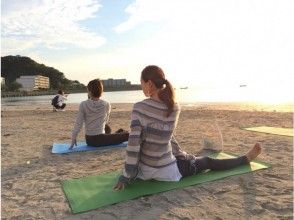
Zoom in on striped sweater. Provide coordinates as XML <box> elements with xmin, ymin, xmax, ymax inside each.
<box><xmin>119</xmin><ymin>98</ymin><xmax>192</xmax><ymax>184</ymax></box>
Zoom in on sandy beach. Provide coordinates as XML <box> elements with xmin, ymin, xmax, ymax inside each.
<box><xmin>1</xmin><ymin>103</ymin><xmax>293</xmax><ymax>219</ymax></box>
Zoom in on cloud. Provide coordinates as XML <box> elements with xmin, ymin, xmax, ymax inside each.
<box><xmin>114</xmin><ymin>0</ymin><xmax>294</xmax><ymax>87</ymax></box>
<box><xmin>1</xmin><ymin>37</ymin><xmax>37</xmax><ymax>55</ymax></box>
<box><xmin>1</xmin><ymin>0</ymin><xmax>105</xmax><ymax>54</ymax></box>
<box><xmin>115</xmin><ymin>0</ymin><xmax>180</xmax><ymax>33</ymax></box>
<box><xmin>8</xmin><ymin>0</ymin><xmax>291</xmax><ymax>90</ymax></box>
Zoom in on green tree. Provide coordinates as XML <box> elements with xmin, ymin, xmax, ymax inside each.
<box><xmin>7</xmin><ymin>81</ymin><xmax>22</xmax><ymax>91</ymax></box>
<box><xmin>1</xmin><ymin>55</ymin><xmax>85</xmax><ymax>89</ymax></box>
<box><xmin>1</xmin><ymin>84</ymin><xmax>8</xmax><ymax>91</ymax></box>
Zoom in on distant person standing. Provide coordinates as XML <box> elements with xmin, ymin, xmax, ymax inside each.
<box><xmin>52</xmin><ymin>90</ymin><xmax>68</xmax><ymax>111</ymax></box>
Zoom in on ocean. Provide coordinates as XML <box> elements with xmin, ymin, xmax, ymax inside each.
<box><xmin>2</xmin><ymin>86</ymin><xmax>293</xmax><ymax>112</ymax></box>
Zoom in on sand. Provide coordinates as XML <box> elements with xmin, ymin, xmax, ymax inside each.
<box><xmin>1</xmin><ymin>103</ymin><xmax>293</xmax><ymax>219</ymax></box>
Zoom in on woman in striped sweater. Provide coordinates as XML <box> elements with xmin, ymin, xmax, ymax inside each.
<box><xmin>114</xmin><ymin>65</ymin><xmax>261</xmax><ymax>190</ymax></box>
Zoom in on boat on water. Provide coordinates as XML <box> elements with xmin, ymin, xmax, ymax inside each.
<box><xmin>180</xmin><ymin>87</ymin><xmax>188</xmax><ymax>89</ymax></box>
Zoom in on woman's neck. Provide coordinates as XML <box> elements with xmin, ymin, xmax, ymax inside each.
<box><xmin>150</xmin><ymin>93</ymin><xmax>161</xmax><ymax>102</ymax></box>
<box><xmin>90</xmin><ymin>97</ymin><xmax>100</xmax><ymax>101</ymax></box>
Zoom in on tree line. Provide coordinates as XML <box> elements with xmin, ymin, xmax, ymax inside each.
<box><xmin>1</xmin><ymin>55</ymin><xmax>85</xmax><ymax>91</ymax></box>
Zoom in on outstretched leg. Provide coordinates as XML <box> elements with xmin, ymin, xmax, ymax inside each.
<box><xmin>195</xmin><ymin>143</ymin><xmax>262</xmax><ymax>173</ymax></box>
<box><xmin>177</xmin><ymin>143</ymin><xmax>262</xmax><ymax>177</ymax></box>
<box><xmin>86</xmin><ymin>132</ymin><xmax>129</xmax><ymax>147</ymax></box>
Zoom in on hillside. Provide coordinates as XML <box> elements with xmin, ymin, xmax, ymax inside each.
<box><xmin>1</xmin><ymin>55</ymin><xmax>85</xmax><ymax>90</ymax></box>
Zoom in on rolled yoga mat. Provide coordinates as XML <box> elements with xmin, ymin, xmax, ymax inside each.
<box><xmin>62</xmin><ymin>152</ymin><xmax>270</xmax><ymax>214</ymax></box>
<box><xmin>52</xmin><ymin>141</ymin><xmax>128</xmax><ymax>154</ymax></box>
<box><xmin>243</xmin><ymin>126</ymin><xmax>293</xmax><ymax>137</ymax></box>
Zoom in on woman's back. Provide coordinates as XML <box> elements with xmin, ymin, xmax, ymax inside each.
<box><xmin>83</xmin><ymin>99</ymin><xmax>110</xmax><ymax>134</ymax></box>
<box><xmin>72</xmin><ymin>99</ymin><xmax>110</xmax><ymax>139</ymax></box>
<box><xmin>128</xmin><ymin>98</ymin><xmax>180</xmax><ymax>168</ymax></box>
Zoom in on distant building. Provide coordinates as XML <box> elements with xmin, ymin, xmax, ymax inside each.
<box><xmin>1</xmin><ymin>77</ymin><xmax>5</xmax><ymax>85</ymax></box>
<box><xmin>16</xmin><ymin>75</ymin><xmax>50</xmax><ymax>91</ymax></box>
<box><xmin>102</xmin><ymin>78</ymin><xmax>130</xmax><ymax>88</ymax></box>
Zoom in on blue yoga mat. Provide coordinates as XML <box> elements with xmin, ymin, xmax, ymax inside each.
<box><xmin>52</xmin><ymin>141</ymin><xmax>128</xmax><ymax>154</ymax></box>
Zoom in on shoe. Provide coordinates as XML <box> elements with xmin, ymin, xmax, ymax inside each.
<box><xmin>104</xmin><ymin>124</ymin><xmax>112</xmax><ymax>134</ymax></box>
<box><xmin>115</xmin><ymin>128</ymin><xmax>128</xmax><ymax>133</ymax></box>
<box><xmin>116</xmin><ymin>128</ymin><xmax>124</xmax><ymax>133</ymax></box>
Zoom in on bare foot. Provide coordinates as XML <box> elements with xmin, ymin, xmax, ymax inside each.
<box><xmin>246</xmin><ymin>143</ymin><xmax>262</xmax><ymax>162</ymax></box>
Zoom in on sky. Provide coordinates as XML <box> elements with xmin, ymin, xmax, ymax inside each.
<box><xmin>1</xmin><ymin>0</ymin><xmax>294</xmax><ymax>91</ymax></box>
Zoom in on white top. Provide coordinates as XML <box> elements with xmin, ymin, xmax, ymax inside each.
<box><xmin>72</xmin><ymin>99</ymin><xmax>111</xmax><ymax>139</ymax></box>
<box><xmin>136</xmin><ymin>162</ymin><xmax>182</xmax><ymax>181</ymax></box>
<box><xmin>57</xmin><ymin>94</ymin><xmax>67</xmax><ymax>107</ymax></box>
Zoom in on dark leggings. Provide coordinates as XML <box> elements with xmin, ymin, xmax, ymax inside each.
<box><xmin>86</xmin><ymin>130</ymin><xmax>129</xmax><ymax>147</ymax></box>
<box><xmin>177</xmin><ymin>155</ymin><xmax>249</xmax><ymax>177</ymax></box>
<box><xmin>54</xmin><ymin>103</ymin><xmax>66</xmax><ymax>109</ymax></box>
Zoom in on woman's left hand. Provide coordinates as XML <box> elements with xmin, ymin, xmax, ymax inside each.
<box><xmin>113</xmin><ymin>181</ymin><xmax>125</xmax><ymax>191</ymax></box>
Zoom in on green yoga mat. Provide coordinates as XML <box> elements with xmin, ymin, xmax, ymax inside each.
<box><xmin>243</xmin><ymin>126</ymin><xmax>294</xmax><ymax>137</ymax></box>
<box><xmin>62</xmin><ymin>152</ymin><xmax>270</xmax><ymax>214</ymax></box>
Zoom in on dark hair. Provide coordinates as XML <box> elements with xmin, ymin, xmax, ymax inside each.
<box><xmin>141</xmin><ymin>65</ymin><xmax>175</xmax><ymax>117</ymax></box>
<box><xmin>87</xmin><ymin>79</ymin><xmax>103</xmax><ymax>98</ymax></box>
<box><xmin>58</xmin><ymin>89</ymin><xmax>64</xmax><ymax>95</ymax></box>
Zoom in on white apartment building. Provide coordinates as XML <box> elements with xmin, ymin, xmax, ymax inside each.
<box><xmin>102</xmin><ymin>78</ymin><xmax>129</xmax><ymax>87</ymax></box>
<box><xmin>16</xmin><ymin>75</ymin><xmax>50</xmax><ymax>91</ymax></box>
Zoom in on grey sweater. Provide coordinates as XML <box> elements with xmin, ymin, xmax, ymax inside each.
<box><xmin>120</xmin><ymin>99</ymin><xmax>194</xmax><ymax>183</ymax></box>
<box><xmin>72</xmin><ymin>99</ymin><xmax>111</xmax><ymax>139</ymax></box>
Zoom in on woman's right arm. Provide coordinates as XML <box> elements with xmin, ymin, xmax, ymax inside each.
<box><xmin>114</xmin><ymin>105</ymin><xmax>143</xmax><ymax>189</ymax></box>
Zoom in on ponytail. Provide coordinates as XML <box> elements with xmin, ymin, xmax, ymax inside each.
<box><xmin>141</xmin><ymin>65</ymin><xmax>175</xmax><ymax>117</ymax></box>
<box><xmin>158</xmin><ymin>79</ymin><xmax>174</xmax><ymax>117</ymax></box>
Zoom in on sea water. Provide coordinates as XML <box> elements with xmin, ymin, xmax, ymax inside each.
<box><xmin>2</xmin><ymin>86</ymin><xmax>293</xmax><ymax>110</ymax></box>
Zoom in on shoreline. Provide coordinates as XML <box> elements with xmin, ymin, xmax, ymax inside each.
<box><xmin>1</xmin><ymin>102</ymin><xmax>294</xmax><ymax>113</ymax></box>
<box><xmin>1</xmin><ymin>86</ymin><xmax>142</xmax><ymax>98</ymax></box>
